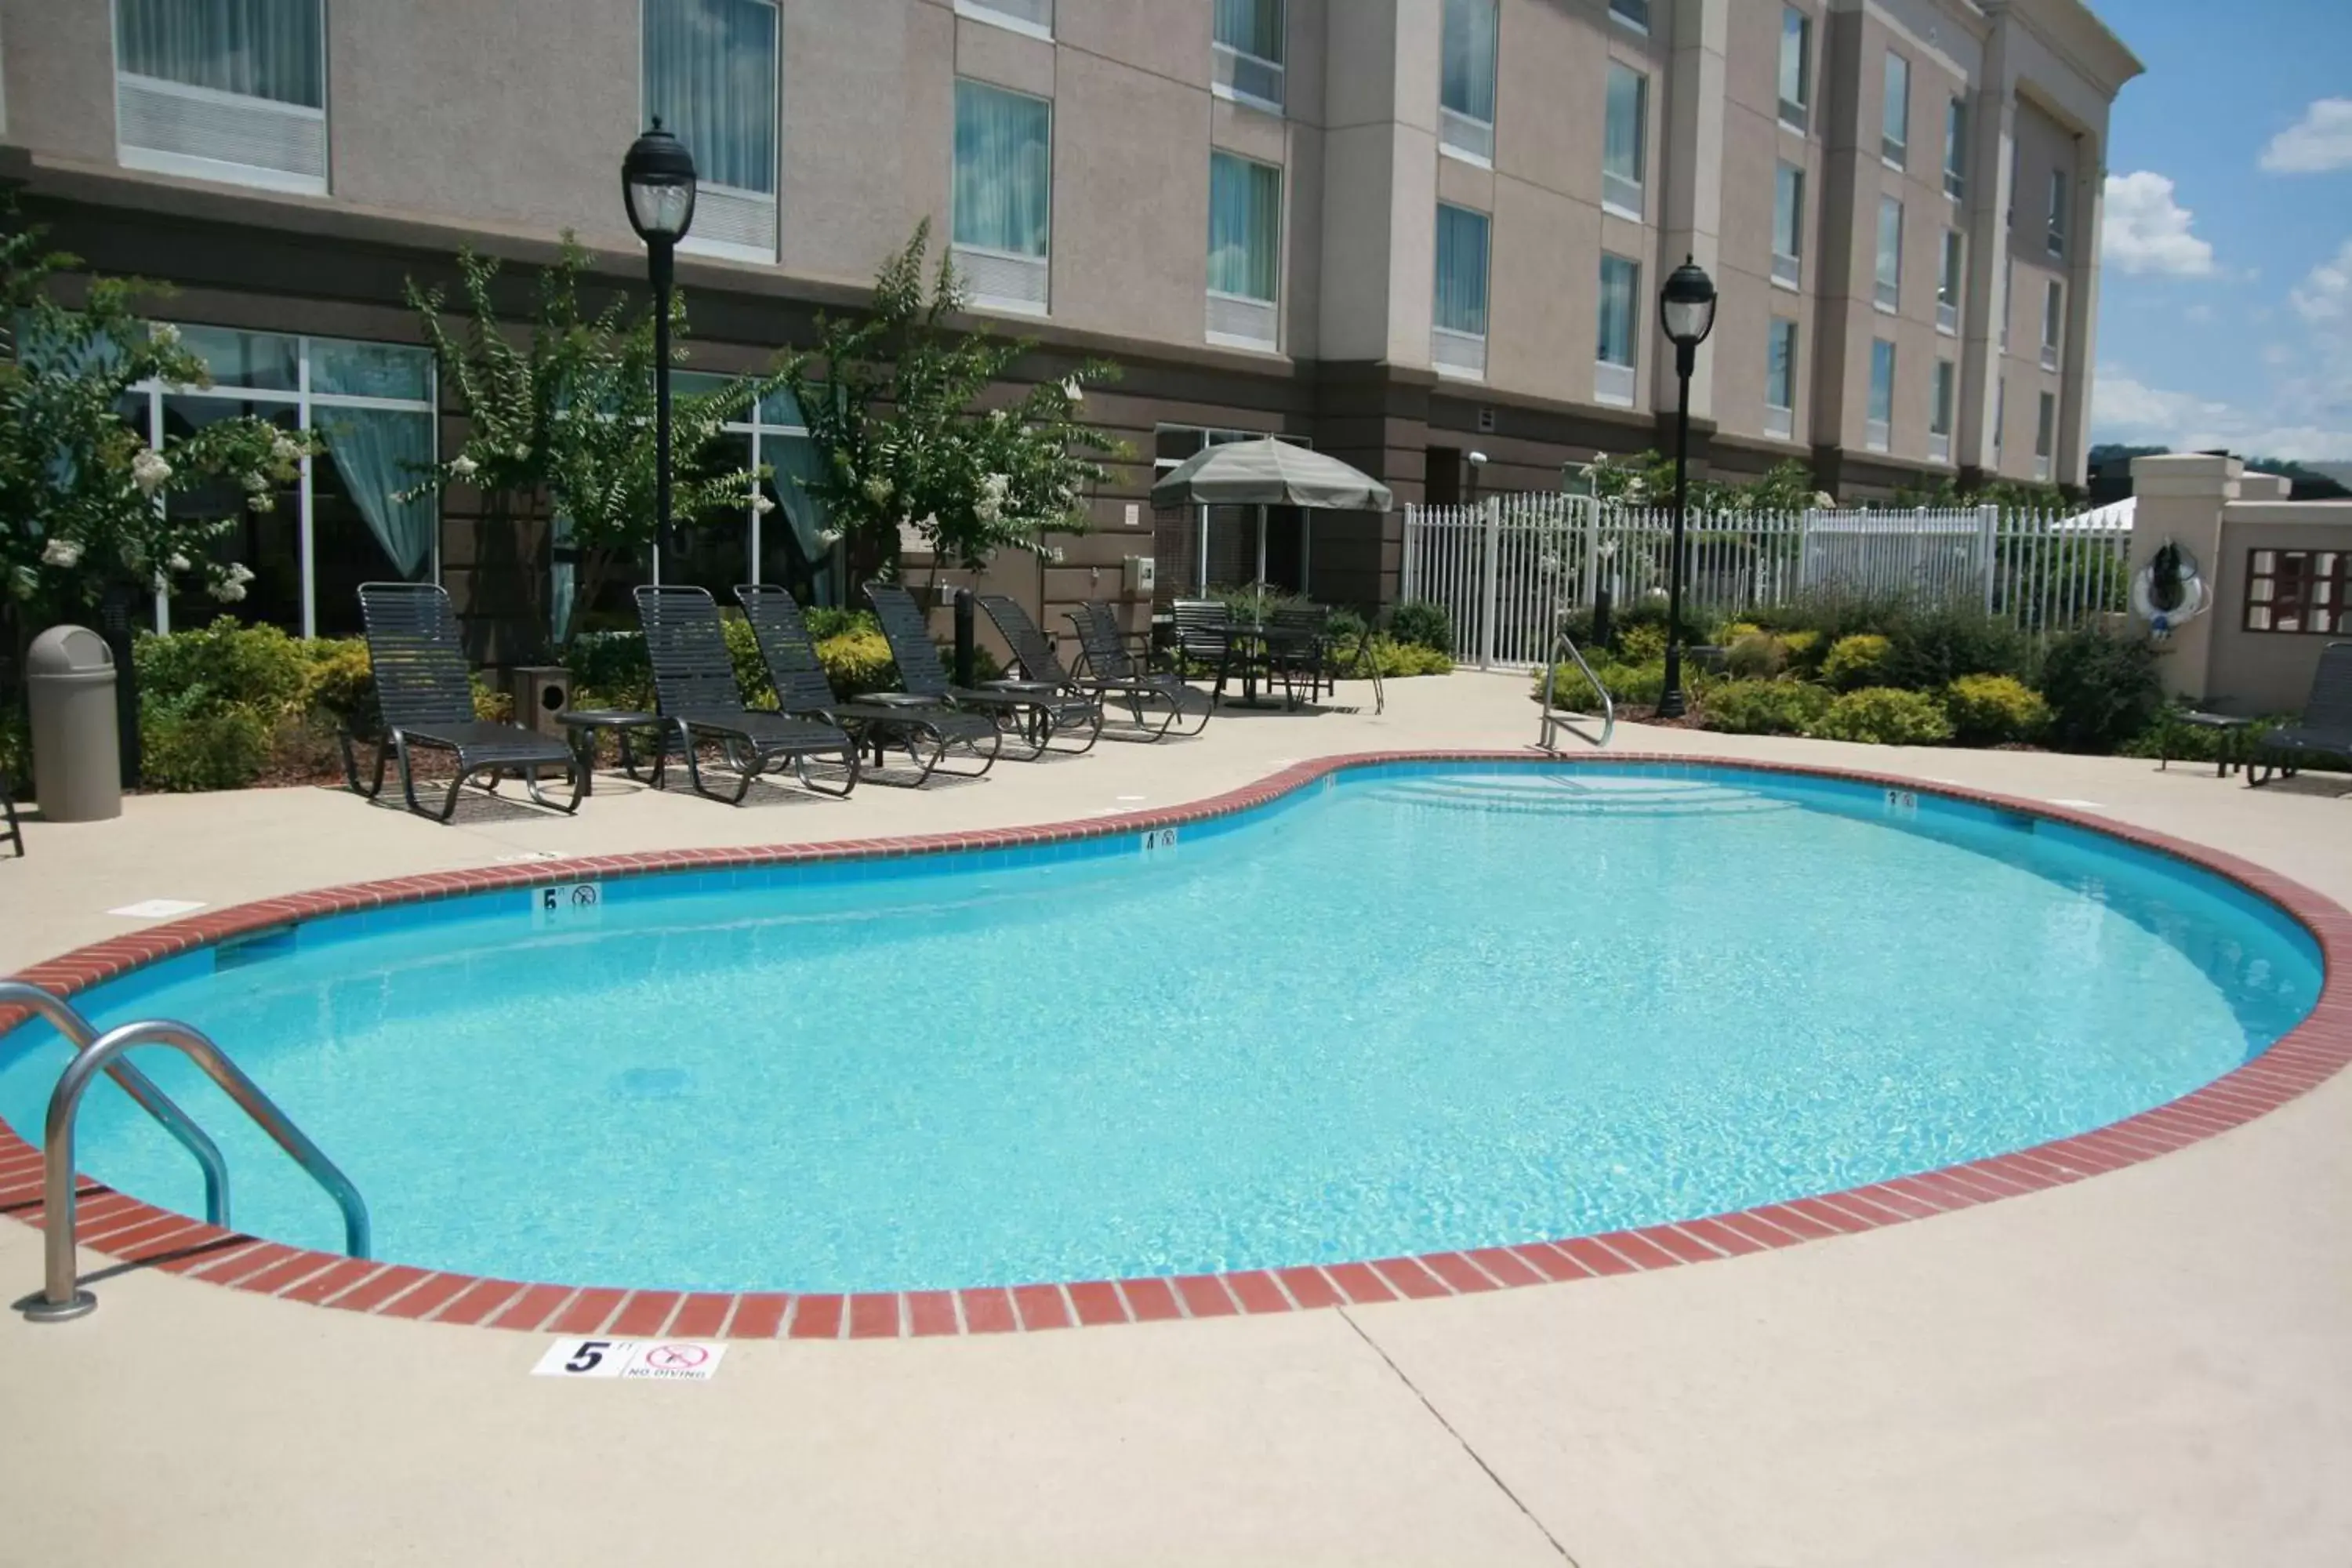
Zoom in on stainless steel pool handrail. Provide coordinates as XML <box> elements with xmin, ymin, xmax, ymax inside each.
<box><xmin>20</xmin><ymin>1018</ymin><xmax>370</xmax><ymax>1323</ymax></box>
<box><xmin>0</xmin><ymin>982</ymin><xmax>228</xmax><ymax>1229</ymax></box>
<box><xmin>1538</xmin><ymin>630</ymin><xmax>1617</xmax><ymax>752</ymax></box>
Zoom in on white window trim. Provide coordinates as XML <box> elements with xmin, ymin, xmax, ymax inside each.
<box><xmin>640</xmin><ymin>0</ymin><xmax>782</xmax><ymax>264</ymax></box>
<box><xmin>114</xmin><ymin>60</ymin><xmax>330</xmax><ymax>198</ymax></box>
<box><xmin>1210</xmin><ymin>42</ymin><xmax>1287</xmax><ymax>116</ymax></box>
<box><xmin>1607</xmin><ymin>0</ymin><xmax>1650</xmax><ymax>34</ymax></box>
<box><xmin>950</xmin><ymin>79</ymin><xmax>1054</xmax><ymax>318</ymax></box>
<box><xmin>132</xmin><ymin>328</ymin><xmax>438</xmax><ymax>637</ymax></box>
<box><xmin>953</xmin><ymin>0</ymin><xmax>1053</xmax><ymax>43</ymax></box>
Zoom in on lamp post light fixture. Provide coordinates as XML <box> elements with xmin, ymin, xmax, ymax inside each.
<box><xmin>1654</xmin><ymin>255</ymin><xmax>1718</xmax><ymax>719</ymax></box>
<box><xmin>622</xmin><ymin>119</ymin><xmax>698</xmax><ymax>557</ymax></box>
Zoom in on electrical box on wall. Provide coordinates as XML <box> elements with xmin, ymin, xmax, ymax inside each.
<box><xmin>1123</xmin><ymin>556</ymin><xmax>1156</xmax><ymax>594</ymax></box>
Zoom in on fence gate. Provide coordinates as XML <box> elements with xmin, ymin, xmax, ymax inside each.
<box><xmin>1401</xmin><ymin>494</ymin><xmax>1593</xmax><ymax>670</ymax></box>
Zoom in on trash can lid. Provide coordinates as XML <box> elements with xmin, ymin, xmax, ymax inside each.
<box><xmin>27</xmin><ymin>625</ymin><xmax>115</xmax><ymax>675</ymax></box>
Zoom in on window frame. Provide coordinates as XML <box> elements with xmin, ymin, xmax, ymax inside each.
<box><xmin>641</xmin><ymin>0</ymin><xmax>781</xmax><ymax>265</ymax></box>
<box><xmin>1211</xmin><ymin>0</ymin><xmax>1287</xmax><ymax>114</ymax></box>
<box><xmin>1594</xmin><ymin>252</ymin><xmax>1640</xmax><ymax>407</ymax></box>
<box><xmin>1765</xmin><ymin>315</ymin><xmax>1798</xmax><ymax>440</ymax></box>
<box><xmin>953</xmin><ymin>0</ymin><xmax>1054</xmax><ymax>42</ymax></box>
<box><xmin>1601</xmin><ymin>62</ymin><xmax>1648</xmax><ymax>220</ymax></box>
<box><xmin>1608</xmin><ymin>0</ymin><xmax>1650</xmax><ymax>33</ymax></box>
<box><xmin>1439</xmin><ymin>0</ymin><xmax>1500</xmax><ymax>165</ymax></box>
<box><xmin>112</xmin><ymin>0</ymin><xmax>330</xmax><ymax>195</ymax></box>
<box><xmin>1881</xmin><ymin>51</ymin><xmax>1910</xmax><ymax>167</ymax></box>
<box><xmin>1432</xmin><ymin>201</ymin><xmax>1493</xmax><ymax>379</ymax></box>
<box><xmin>1929</xmin><ymin>358</ymin><xmax>1955</xmax><ymax>462</ymax></box>
<box><xmin>2033</xmin><ymin>388</ymin><xmax>2056</xmax><ymax>479</ymax></box>
<box><xmin>2042</xmin><ymin>277</ymin><xmax>2063</xmax><ymax>369</ymax></box>
<box><xmin>1875</xmin><ymin>195</ymin><xmax>1903</xmax><ymax>311</ymax></box>
<box><xmin>1867</xmin><ymin>337</ymin><xmax>1896</xmax><ymax>452</ymax></box>
<box><xmin>1943</xmin><ymin>96</ymin><xmax>1968</xmax><ymax>199</ymax></box>
<box><xmin>1777</xmin><ymin>7</ymin><xmax>1811</xmax><ymax>131</ymax></box>
<box><xmin>1207</xmin><ymin>149</ymin><xmax>1283</xmax><ymax>350</ymax></box>
<box><xmin>2046</xmin><ymin>167</ymin><xmax>2068</xmax><ymax>257</ymax></box>
<box><xmin>1936</xmin><ymin>228</ymin><xmax>1963</xmax><ymax>334</ymax></box>
<box><xmin>950</xmin><ymin>77</ymin><xmax>1056</xmax><ymax>317</ymax></box>
<box><xmin>2244</xmin><ymin>549</ymin><xmax>2349</xmax><ymax>636</ymax></box>
<box><xmin>1772</xmin><ymin>162</ymin><xmax>1805</xmax><ymax>288</ymax></box>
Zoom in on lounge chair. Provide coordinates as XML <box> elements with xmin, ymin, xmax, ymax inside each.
<box><xmin>1064</xmin><ymin>601</ymin><xmax>1213</xmax><ymax>738</ymax></box>
<box><xmin>1</xmin><ymin>777</ymin><xmax>21</xmax><ymax>858</ymax></box>
<box><xmin>633</xmin><ymin>585</ymin><xmax>860</xmax><ymax>803</ymax></box>
<box><xmin>2249</xmin><ymin>642</ymin><xmax>2352</xmax><ymax>787</ymax></box>
<box><xmin>348</xmin><ymin>581</ymin><xmax>586</xmax><ymax>822</ymax></box>
<box><xmin>977</xmin><ymin>593</ymin><xmax>1175</xmax><ymax>744</ymax></box>
<box><xmin>864</xmin><ymin>583</ymin><xmax>1102</xmax><ymax>759</ymax></box>
<box><xmin>734</xmin><ymin>585</ymin><xmax>999</xmax><ymax>786</ymax></box>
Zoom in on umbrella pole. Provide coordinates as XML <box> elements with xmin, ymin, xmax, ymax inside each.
<box><xmin>1256</xmin><ymin>503</ymin><xmax>1268</xmax><ymax>613</ymax></box>
<box><xmin>1198</xmin><ymin>504</ymin><xmax>1209</xmax><ymax>595</ymax></box>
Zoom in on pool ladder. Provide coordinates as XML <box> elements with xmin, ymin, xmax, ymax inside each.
<box><xmin>0</xmin><ymin>982</ymin><xmax>369</xmax><ymax>1323</ymax></box>
<box><xmin>1537</xmin><ymin>630</ymin><xmax>1617</xmax><ymax>753</ymax></box>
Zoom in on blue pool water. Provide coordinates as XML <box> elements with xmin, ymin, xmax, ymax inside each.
<box><xmin>0</xmin><ymin>763</ymin><xmax>2321</xmax><ymax>1293</ymax></box>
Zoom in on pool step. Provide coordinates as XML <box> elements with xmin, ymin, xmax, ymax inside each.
<box><xmin>1366</xmin><ymin>774</ymin><xmax>1796</xmax><ymax>819</ymax></box>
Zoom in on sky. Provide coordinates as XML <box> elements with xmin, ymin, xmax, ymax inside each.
<box><xmin>2091</xmin><ymin>0</ymin><xmax>2352</xmax><ymax>463</ymax></box>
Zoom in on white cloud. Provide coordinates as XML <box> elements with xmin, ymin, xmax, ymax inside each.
<box><xmin>2260</xmin><ymin>98</ymin><xmax>2352</xmax><ymax>175</ymax></box>
<box><xmin>2096</xmin><ymin>365</ymin><xmax>2351</xmax><ymax>463</ymax></box>
<box><xmin>2292</xmin><ymin>238</ymin><xmax>2352</xmax><ymax>325</ymax></box>
<box><xmin>2100</xmin><ymin>172</ymin><xmax>2216</xmax><ymax>277</ymax></box>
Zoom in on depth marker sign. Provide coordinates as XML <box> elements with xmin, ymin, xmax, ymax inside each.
<box><xmin>532</xmin><ymin>1338</ymin><xmax>727</xmax><ymax>1383</ymax></box>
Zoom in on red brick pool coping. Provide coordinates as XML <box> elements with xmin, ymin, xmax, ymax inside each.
<box><xmin>5</xmin><ymin>750</ymin><xmax>2350</xmax><ymax>1339</ymax></box>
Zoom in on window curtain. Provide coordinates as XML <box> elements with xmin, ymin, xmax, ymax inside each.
<box><xmin>1778</xmin><ymin>9</ymin><xmax>1807</xmax><ymax>108</ymax></box>
<box><xmin>1870</xmin><ymin>343</ymin><xmax>1896</xmax><ymax>423</ymax></box>
<box><xmin>644</xmin><ymin>0</ymin><xmax>778</xmax><ymax>194</ymax></box>
<box><xmin>1604</xmin><ymin>66</ymin><xmax>1645</xmax><ymax>183</ymax></box>
<box><xmin>1773</xmin><ymin>165</ymin><xmax>1802</xmax><ymax>256</ymax></box>
<box><xmin>1439</xmin><ymin>0</ymin><xmax>1497</xmax><ymax>122</ymax></box>
<box><xmin>953</xmin><ymin>81</ymin><xmax>1051</xmax><ymax>257</ymax></box>
<box><xmin>1767</xmin><ymin>322</ymin><xmax>1795</xmax><ymax>408</ymax></box>
<box><xmin>1214</xmin><ymin>0</ymin><xmax>1283</xmax><ymax>61</ymax></box>
<box><xmin>1208</xmin><ymin>153</ymin><xmax>1280</xmax><ymax>303</ymax></box>
<box><xmin>1877</xmin><ymin>198</ymin><xmax>1903</xmax><ymax>287</ymax></box>
<box><xmin>550</xmin><ymin>516</ymin><xmax>576</xmax><ymax>645</ymax></box>
<box><xmin>117</xmin><ymin>0</ymin><xmax>323</xmax><ymax>107</ymax></box>
<box><xmin>318</xmin><ymin>408</ymin><xmax>435</xmax><ymax>578</ymax></box>
<box><xmin>1882</xmin><ymin>53</ymin><xmax>1909</xmax><ymax>147</ymax></box>
<box><xmin>764</xmin><ymin>432</ymin><xmax>831</xmax><ymax>559</ymax></box>
<box><xmin>1433</xmin><ymin>205</ymin><xmax>1490</xmax><ymax>336</ymax></box>
<box><xmin>1597</xmin><ymin>256</ymin><xmax>1638</xmax><ymax>365</ymax></box>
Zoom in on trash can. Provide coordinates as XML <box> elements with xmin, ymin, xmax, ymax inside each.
<box><xmin>26</xmin><ymin>625</ymin><xmax>122</xmax><ymax>822</ymax></box>
<box><xmin>509</xmin><ymin>666</ymin><xmax>572</xmax><ymax>739</ymax></box>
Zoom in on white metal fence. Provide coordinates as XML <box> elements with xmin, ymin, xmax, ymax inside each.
<box><xmin>1401</xmin><ymin>496</ymin><xmax>2132</xmax><ymax>670</ymax></box>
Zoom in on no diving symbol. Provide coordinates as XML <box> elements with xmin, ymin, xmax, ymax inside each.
<box><xmin>571</xmin><ymin>884</ymin><xmax>599</xmax><ymax>909</ymax></box>
<box><xmin>643</xmin><ymin>1343</ymin><xmax>707</xmax><ymax>1371</ymax></box>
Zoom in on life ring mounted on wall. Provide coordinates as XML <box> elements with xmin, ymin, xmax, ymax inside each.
<box><xmin>2132</xmin><ymin>540</ymin><xmax>2209</xmax><ymax>639</ymax></box>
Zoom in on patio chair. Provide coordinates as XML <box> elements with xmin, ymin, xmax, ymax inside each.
<box><xmin>1065</xmin><ymin>601</ymin><xmax>1212</xmax><ymax>738</ymax></box>
<box><xmin>1171</xmin><ymin>598</ymin><xmax>1248</xmax><ymax>702</ymax></box>
<box><xmin>975</xmin><ymin>593</ymin><xmax>1176</xmax><ymax>744</ymax></box>
<box><xmin>349</xmin><ymin>582</ymin><xmax>586</xmax><ymax>823</ymax></box>
<box><xmin>1262</xmin><ymin>602</ymin><xmax>1335</xmax><ymax>709</ymax></box>
<box><xmin>633</xmin><ymin>585</ymin><xmax>860</xmax><ymax>804</ymax></box>
<box><xmin>2249</xmin><ymin>642</ymin><xmax>2352</xmax><ymax>787</ymax></box>
<box><xmin>734</xmin><ymin>585</ymin><xmax>999</xmax><ymax>786</ymax></box>
<box><xmin>1</xmin><ymin>777</ymin><xmax>21</xmax><ymax>858</ymax></box>
<box><xmin>863</xmin><ymin>583</ymin><xmax>1102</xmax><ymax>759</ymax></box>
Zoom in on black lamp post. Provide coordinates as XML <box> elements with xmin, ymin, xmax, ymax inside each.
<box><xmin>1655</xmin><ymin>255</ymin><xmax>1717</xmax><ymax>719</ymax></box>
<box><xmin>622</xmin><ymin>120</ymin><xmax>698</xmax><ymax>558</ymax></box>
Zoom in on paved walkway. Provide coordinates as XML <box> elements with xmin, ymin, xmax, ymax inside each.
<box><xmin>3</xmin><ymin>672</ymin><xmax>2350</xmax><ymax>1566</ymax></box>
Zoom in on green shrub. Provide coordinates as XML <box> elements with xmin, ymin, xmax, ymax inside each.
<box><xmin>804</xmin><ymin>606</ymin><xmax>880</xmax><ymax>642</ymax></box>
<box><xmin>1701</xmin><ymin>679</ymin><xmax>1833</xmax><ymax>735</ymax></box>
<box><xmin>2036</xmin><ymin>628</ymin><xmax>2161</xmax><ymax>753</ymax></box>
<box><xmin>1806</xmin><ymin>687</ymin><xmax>1955</xmax><ymax>746</ymax></box>
<box><xmin>1723</xmin><ymin>632</ymin><xmax>1788</xmax><ymax>680</ymax></box>
<box><xmin>818</xmin><ymin>629</ymin><xmax>898</xmax><ymax>696</ymax></box>
<box><xmin>301</xmin><ymin>638</ymin><xmax>380</xmax><ymax>737</ymax></box>
<box><xmin>1944</xmin><ymin>673</ymin><xmax>2049</xmax><ymax>746</ymax></box>
<box><xmin>564</xmin><ymin>632</ymin><xmax>655</xmax><ymax>710</ymax></box>
<box><xmin>1820</xmin><ymin>633</ymin><xmax>1894</xmax><ymax>691</ymax></box>
<box><xmin>0</xmin><ymin>705</ymin><xmax>29</xmax><ymax>795</ymax></box>
<box><xmin>135</xmin><ymin>618</ymin><xmax>312</xmax><ymax>720</ymax></box>
<box><xmin>140</xmin><ymin>689</ymin><xmax>273</xmax><ymax>791</ymax></box>
<box><xmin>1329</xmin><ymin>636</ymin><xmax>1452</xmax><ymax>678</ymax></box>
<box><xmin>1388</xmin><ymin>600</ymin><xmax>1454</xmax><ymax>655</ymax></box>
<box><xmin>1537</xmin><ymin>657</ymin><xmax>1708</xmax><ymax>711</ymax></box>
<box><xmin>1881</xmin><ymin>607</ymin><xmax>2031</xmax><ymax>691</ymax></box>
<box><xmin>1778</xmin><ymin>629</ymin><xmax>1825</xmax><ymax>673</ymax></box>
<box><xmin>1327</xmin><ymin>607</ymin><xmax>1369</xmax><ymax>645</ymax></box>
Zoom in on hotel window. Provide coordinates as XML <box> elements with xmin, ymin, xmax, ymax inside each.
<box><xmin>952</xmin><ymin>79</ymin><xmax>1053</xmax><ymax>314</ymax></box>
<box><xmin>114</xmin><ymin>0</ymin><xmax>327</xmax><ymax>193</ymax></box>
<box><xmin>2042</xmin><ymin>278</ymin><xmax>2063</xmax><ymax>369</ymax></box>
<box><xmin>1882</xmin><ymin>51</ymin><xmax>1910</xmax><ymax>166</ymax></box>
<box><xmin>1765</xmin><ymin>317</ymin><xmax>1798</xmax><ymax>441</ymax></box>
<box><xmin>1207</xmin><ymin>151</ymin><xmax>1281</xmax><ymax>350</ymax></box>
<box><xmin>1772</xmin><ymin>163</ymin><xmax>1804</xmax><ymax>286</ymax></box>
<box><xmin>120</xmin><ymin>328</ymin><xmax>436</xmax><ymax>638</ymax></box>
<box><xmin>1595</xmin><ymin>253</ymin><xmax>1639</xmax><ymax>406</ymax></box>
<box><xmin>1212</xmin><ymin>0</ymin><xmax>1285</xmax><ymax>114</ymax></box>
<box><xmin>955</xmin><ymin>0</ymin><xmax>1052</xmax><ymax>40</ymax></box>
<box><xmin>1936</xmin><ymin>229</ymin><xmax>1962</xmax><ymax>333</ymax></box>
<box><xmin>1777</xmin><ymin>7</ymin><xmax>1811</xmax><ymax>130</ymax></box>
<box><xmin>1432</xmin><ymin>202</ymin><xmax>1491</xmax><ymax>379</ymax></box>
<box><xmin>2245</xmin><ymin>550</ymin><xmax>2349</xmax><ymax>634</ymax></box>
<box><xmin>1610</xmin><ymin>0</ymin><xmax>1650</xmax><ymax>31</ymax></box>
<box><xmin>2034</xmin><ymin>390</ymin><xmax>2055</xmax><ymax>481</ymax></box>
<box><xmin>1993</xmin><ymin>376</ymin><xmax>2007</xmax><ymax>463</ymax></box>
<box><xmin>2046</xmin><ymin>169</ymin><xmax>2068</xmax><ymax>257</ymax></box>
<box><xmin>2001</xmin><ymin>252</ymin><xmax>2014</xmax><ymax>349</ymax></box>
<box><xmin>1602</xmin><ymin>64</ymin><xmax>1647</xmax><ymax>218</ymax></box>
<box><xmin>1944</xmin><ymin>96</ymin><xmax>1968</xmax><ymax>199</ymax></box>
<box><xmin>1439</xmin><ymin>0</ymin><xmax>1498</xmax><ymax>164</ymax></box>
<box><xmin>1875</xmin><ymin>196</ymin><xmax>1903</xmax><ymax>310</ymax></box>
<box><xmin>1867</xmin><ymin>338</ymin><xmax>1895</xmax><ymax>452</ymax></box>
<box><xmin>654</xmin><ymin>376</ymin><xmax>837</xmax><ymax>619</ymax></box>
<box><xmin>644</xmin><ymin>0</ymin><xmax>779</xmax><ymax>263</ymax></box>
<box><xmin>1929</xmin><ymin>359</ymin><xmax>1955</xmax><ymax>463</ymax></box>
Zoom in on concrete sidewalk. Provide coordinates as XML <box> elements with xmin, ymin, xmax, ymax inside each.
<box><xmin>3</xmin><ymin>670</ymin><xmax>2350</xmax><ymax>1566</ymax></box>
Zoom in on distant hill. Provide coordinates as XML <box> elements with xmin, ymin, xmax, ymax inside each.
<box><xmin>2087</xmin><ymin>445</ymin><xmax>2350</xmax><ymax>501</ymax></box>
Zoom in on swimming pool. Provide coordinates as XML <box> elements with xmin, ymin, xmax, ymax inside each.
<box><xmin>0</xmin><ymin>760</ymin><xmax>2327</xmax><ymax>1304</ymax></box>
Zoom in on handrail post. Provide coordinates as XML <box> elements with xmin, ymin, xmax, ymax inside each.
<box><xmin>20</xmin><ymin>1018</ymin><xmax>369</xmax><ymax>1323</ymax></box>
<box><xmin>0</xmin><ymin>982</ymin><xmax>227</xmax><ymax>1229</ymax></box>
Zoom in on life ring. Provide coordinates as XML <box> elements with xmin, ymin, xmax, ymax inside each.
<box><xmin>2132</xmin><ymin>541</ymin><xmax>2207</xmax><ymax>635</ymax></box>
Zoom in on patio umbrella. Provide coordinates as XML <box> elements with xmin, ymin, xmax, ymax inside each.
<box><xmin>1148</xmin><ymin>438</ymin><xmax>1396</xmax><ymax>597</ymax></box>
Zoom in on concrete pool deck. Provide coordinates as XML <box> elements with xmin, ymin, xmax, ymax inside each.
<box><xmin>3</xmin><ymin>670</ymin><xmax>2350</xmax><ymax>1566</ymax></box>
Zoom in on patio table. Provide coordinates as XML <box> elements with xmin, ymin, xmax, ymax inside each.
<box><xmin>557</xmin><ymin>708</ymin><xmax>669</xmax><ymax>796</ymax></box>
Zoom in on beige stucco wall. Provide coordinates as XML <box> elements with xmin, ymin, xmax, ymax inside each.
<box><xmin>2205</xmin><ymin>503</ymin><xmax>2352</xmax><ymax>717</ymax></box>
<box><xmin>0</xmin><ymin>0</ymin><xmax>114</xmax><ymax>165</ymax></box>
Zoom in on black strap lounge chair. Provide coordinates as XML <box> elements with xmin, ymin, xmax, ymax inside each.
<box><xmin>349</xmin><ymin>582</ymin><xmax>585</xmax><ymax>822</ymax></box>
<box><xmin>2249</xmin><ymin>642</ymin><xmax>2352</xmax><ymax>787</ymax></box>
<box><xmin>978</xmin><ymin>593</ymin><xmax>1178</xmax><ymax>744</ymax></box>
<box><xmin>633</xmin><ymin>585</ymin><xmax>860</xmax><ymax>804</ymax></box>
<box><xmin>1</xmin><ymin>777</ymin><xmax>21</xmax><ymax>858</ymax></box>
<box><xmin>1065</xmin><ymin>601</ymin><xmax>1213</xmax><ymax>738</ymax></box>
<box><xmin>734</xmin><ymin>585</ymin><xmax>999</xmax><ymax>786</ymax></box>
<box><xmin>1171</xmin><ymin>598</ymin><xmax>1247</xmax><ymax>702</ymax></box>
<box><xmin>864</xmin><ymin>583</ymin><xmax>1102</xmax><ymax>759</ymax></box>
